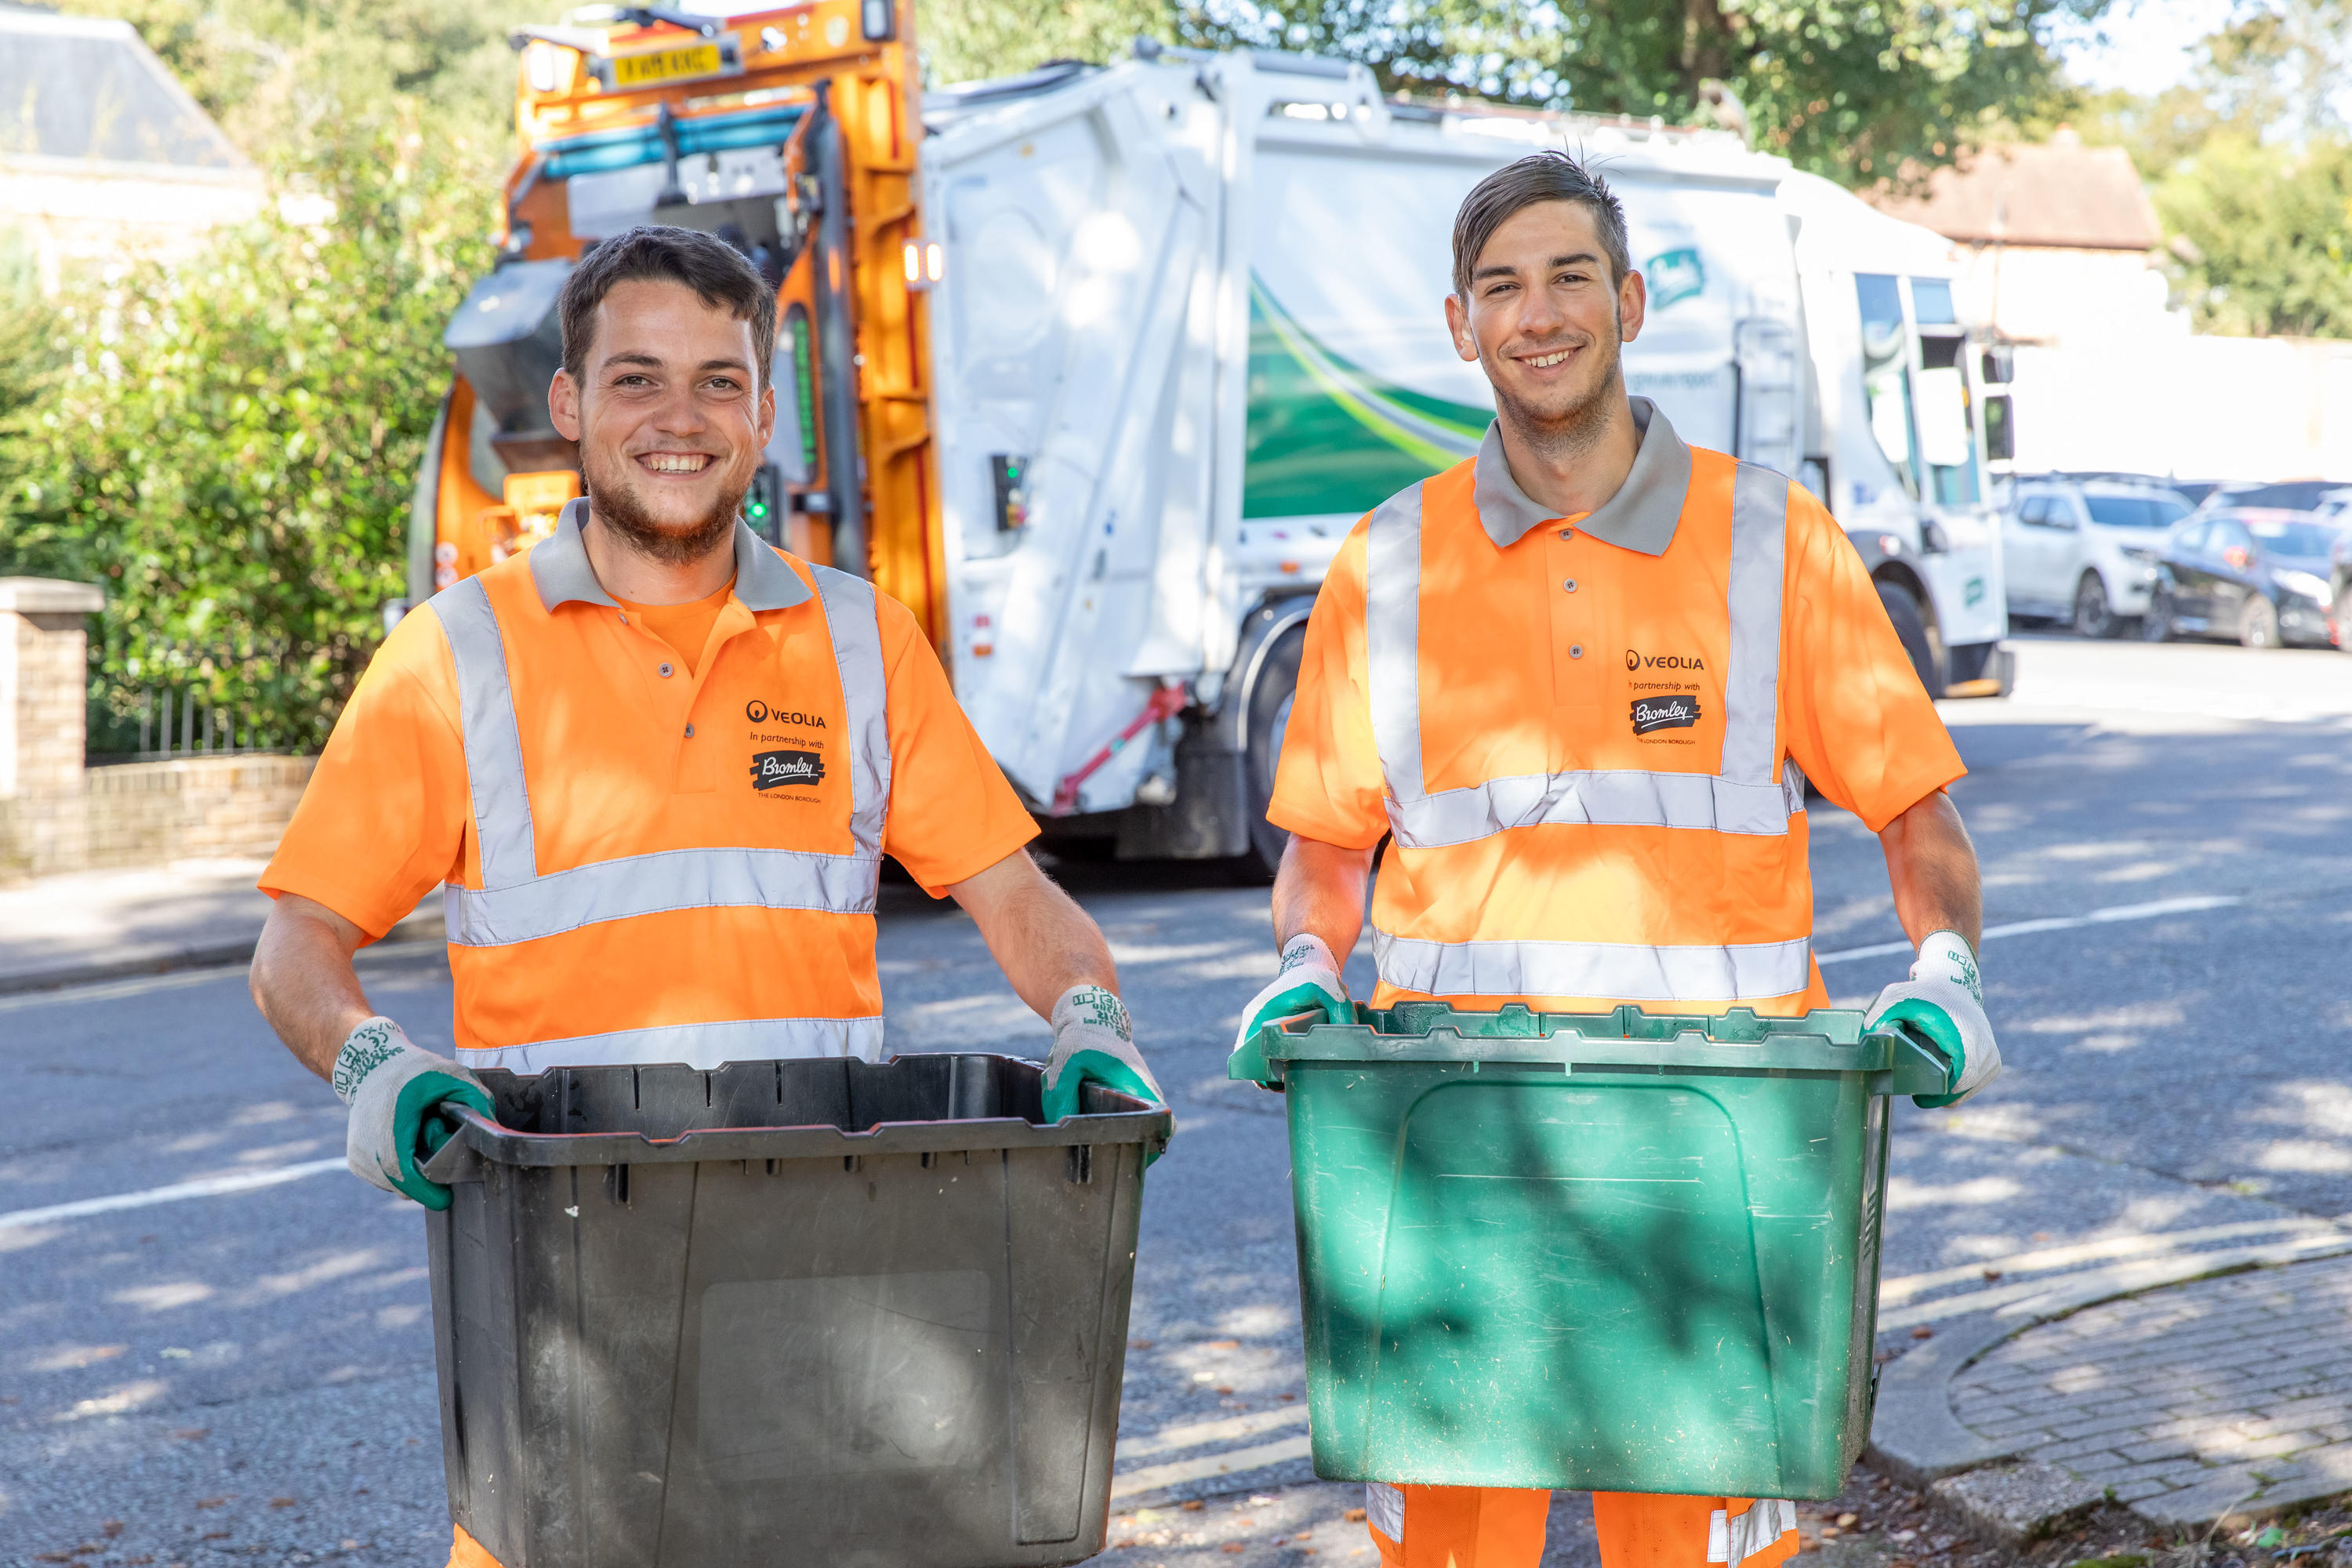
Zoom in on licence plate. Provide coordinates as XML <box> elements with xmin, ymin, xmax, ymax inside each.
<box><xmin>611</xmin><ymin>42</ymin><xmax>724</xmax><ymax>88</ymax></box>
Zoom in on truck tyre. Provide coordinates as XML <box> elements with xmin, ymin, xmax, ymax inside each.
<box><xmin>2141</xmin><ymin>586</ymin><xmax>2174</xmax><ymax>641</ymax></box>
<box><xmin>1236</xmin><ymin>622</ymin><xmax>1306</xmax><ymax>883</ymax></box>
<box><xmin>2072</xmin><ymin>572</ymin><xmax>2118</xmax><ymax>639</ymax></box>
<box><xmin>1878</xmin><ymin>579</ymin><xmax>1944</xmax><ymax>698</ymax></box>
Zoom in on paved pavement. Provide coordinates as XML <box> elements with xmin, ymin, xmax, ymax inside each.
<box><xmin>1</xmin><ymin>632</ymin><xmax>2349</xmax><ymax>1566</ymax></box>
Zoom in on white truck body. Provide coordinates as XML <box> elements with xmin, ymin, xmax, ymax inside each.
<box><xmin>918</xmin><ymin>48</ymin><xmax>2007</xmax><ymax>859</ymax></box>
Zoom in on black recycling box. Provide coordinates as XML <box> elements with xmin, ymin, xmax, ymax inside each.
<box><xmin>419</xmin><ymin>1053</ymin><xmax>1171</xmax><ymax>1568</ymax></box>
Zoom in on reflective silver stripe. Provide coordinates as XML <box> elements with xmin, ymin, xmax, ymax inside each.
<box><xmin>813</xmin><ymin>565</ymin><xmax>891</xmax><ymax>858</ymax></box>
<box><xmin>1363</xmin><ymin>485</ymin><xmax>1426</xmax><ymax>808</ymax></box>
<box><xmin>1388</xmin><ymin>760</ymin><xmax>1809</xmax><ymax>846</ymax></box>
<box><xmin>433</xmin><ymin>576</ymin><xmax>538</xmax><ymax>887</ymax></box>
<box><xmin>1374</xmin><ymin>930</ymin><xmax>1814</xmax><ymax>1004</ymax></box>
<box><xmin>1708</xmin><ymin>1501</ymin><xmax>1798</xmax><ymax>1567</ymax></box>
<box><xmin>457</xmin><ymin>1014</ymin><xmax>887</xmax><ymax>1073</ymax></box>
<box><xmin>1367</xmin><ymin>463</ymin><xmax>1799</xmax><ymax>843</ymax></box>
<box><xmin>443</xmin><ymin>845</ymin><xmax>880</xmax><ymax>947</ymax></box>
<box><xmin>1722</xmin><ymin>462</ymin><xmax>1790</xmax><ymax>786</ymax></box>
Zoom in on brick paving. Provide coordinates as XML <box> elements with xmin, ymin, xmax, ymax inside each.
<box><xmin>1949</xmin><ymin>1254</ymin><xmax>2352</xmax><ymax>1525</ymax></box>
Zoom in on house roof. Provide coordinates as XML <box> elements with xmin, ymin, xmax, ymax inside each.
<box><xmin>1866</xmin><ymin>136</ymin><xmax>2160</xmax><ymax>252</ymax></box>
<box><xmin>0</xmin><ymin>5</ymin><xmax>247</xmax><ymax>172</ymax></box>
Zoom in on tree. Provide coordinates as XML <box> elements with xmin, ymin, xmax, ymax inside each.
<box><xmin>924</xmin><ymin>0</ymin><xmax>1172</xmax><ymax>85</ymax></box>
<box><xmin>2154</xmin><ymin>134</ymin><xmax>2352</xmax><ymax>338</ymax></box>
<box><xmin>1174</xmin><ymin>0</ymin><xmax>2111</xmax><ymax>183</ymax></box>
<box><xmin>3</xmin><ymin>118</ymin><xmax>495</xmax><ymax>753</ymax></box>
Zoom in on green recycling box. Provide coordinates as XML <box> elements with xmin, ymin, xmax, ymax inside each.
<box><xmin>1236</xmin><ymin>1002</ymin><xmax>1948</xmax><ymax>1501</ymax></box>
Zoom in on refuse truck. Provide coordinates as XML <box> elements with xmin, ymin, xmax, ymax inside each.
<box><xmin>412</xmin><ymin>9</ymin><xmax>2014</xmax><ymax>879</ymax></box>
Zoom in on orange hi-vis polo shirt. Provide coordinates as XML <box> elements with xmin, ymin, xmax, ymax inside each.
<box><xmin>262</xmin><ymin>499</ymin><xmax>1037</xmax><ymax>1070</ymax></box>
<box><xmin>1269</xmin><ymin>397</ymin><xmax>1966</xmax><ymax>1018</ymax></box>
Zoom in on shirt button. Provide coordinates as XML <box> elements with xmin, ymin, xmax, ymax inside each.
<box><xmin>1570</xmin><ymin>644</ymin><xmax>1584</xmax><ymax>659</ymax></box>
<box><xmin>617</xmin><ymin>612</ymin><xmax>627</xmax><ymax>624</ymax></box>
<box><xmin>658</xmin><ymin>662</ymin><xmax>674</xmax><ymax>678</ymax></box>
<box><xmin>1563</xmin><ymin>579</ymin><xmax>1578</xmax><ymax>593</ymax></box>
<box><xmin>1559</xmin><ymin>528</ymin><xmax>1574</xmax><ymax>541</ymax></box>
<box><xmin>684</xmin><ymin>724</ymin><xmax>695</xmax><ymax>738</ymax></box>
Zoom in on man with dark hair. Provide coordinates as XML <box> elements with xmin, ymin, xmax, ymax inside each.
<box><xmin>250</xmin><ymin>224</ymin><xmax>1166</xmax><ymax>1568</ymax></box>
<box><xmin>1233</xmin><ymin>154</ymin><xmax>1999</xmax><ymax>1567</ymax></box>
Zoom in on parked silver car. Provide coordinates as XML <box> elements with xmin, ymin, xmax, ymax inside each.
<box><xmin>2001</xmin><ymin>476</ymin><xmax>2193</xmax><ymax>637</ymax></box>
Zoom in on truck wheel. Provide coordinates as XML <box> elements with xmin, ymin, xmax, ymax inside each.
<box><xmin>1236</xmin><ymin>622</ymin><xmax>1306</xmax><ymax>883</ymax></box>
<box><xmin>1878</xmin><ymin>580</ymin><xmax>1944</xmax><ymax>698</ymax></box>
<box><xmin>2141</xmin><ymin>586</ymin><xmax>2174</xmax><ymax>642</ymax></box>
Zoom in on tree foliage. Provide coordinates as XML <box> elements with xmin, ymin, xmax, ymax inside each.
<box><xmin>3</xmin><ymin>118</ymin><xmax>495</xmax><ymax>753</ymax></box>
<box><xmin>1180</xmin><ymin>0</ymin><xmax>2107</xmax><ymax>183</ymax></box>
<box><xmin>2082</xmin><ymin>0</ymin><xmax>2352</xmax><ymax>339</ymax></box>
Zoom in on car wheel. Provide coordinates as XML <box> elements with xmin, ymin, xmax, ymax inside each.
<box><xmin>1878</xmin><ymin>579</ymin><xmax>1944</xmax><ymax>697</ymax></box>
<box><xmin>2072</xmin><ymin>573</ymin><xmax>2118</xmax><ymax>638</ymax></box>
<box><xmin>1235</xmin><ymin>621</ymin><xmax>1306</xmax><ymax>883</ymax></box>
<box><xmin>2239</xmin><ymin>595</ymin><xmax>2280</xmax><ymax>651</ymax></box>
<box><xmin>2141</xmin><ymin>587</ymin><xmax>2174</xmax><ymax>642</ymax></box>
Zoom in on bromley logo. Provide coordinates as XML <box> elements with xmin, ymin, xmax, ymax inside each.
<box><xmin>751</xmin><ymin>750</ymin><xmax>826</xmax><ymax>789</ymax></box>
<box><xmin>1631</xmin><ymin>694</ymin><xmax>1704</xmax><ymax>735</ymax></box>
<box><xmin>746</xmin><ymin>699</ymin><xmax>826</xmax><ymax>728</ymax></box>
<box><xmin>1626</xmin><ymin>648</ymin><xmax>1707</xmax><ymax>672</ymax></box>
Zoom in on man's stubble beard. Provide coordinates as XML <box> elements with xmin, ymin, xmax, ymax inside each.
<box><xmin>579</xmin><ymin>445</ymin><xmax>747</xmax><ymax>568</ymax></box>
<box><xmin>1486</xmin><ymin>307</ymin><xmax>1626</xmax><ymax>472</ymax></box>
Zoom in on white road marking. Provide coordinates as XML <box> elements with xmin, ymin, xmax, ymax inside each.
<box><xmin>1118</xmin><ymin>1402</ymin><xmax>1309</xmax><ymax>1459</ymax></box>
<box><xmin>0</xmin><ymin>1157</ymin><xmax>348</xmax><ymax>1230</ymax></box>
<box><xmin>1817</xmin><ymin>894</ymin><xmax>2243</xmax><ymax>966</ymax></box>
<box><xmin>1112</xmin><ymin>1434</ymin><xmax>1316</xmax><ymax>1498</ymax></box>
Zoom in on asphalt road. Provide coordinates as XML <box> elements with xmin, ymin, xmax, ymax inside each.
<box><xmin>2</xmin><ymin>633</ymin><xmax>2347</xmax><ymax>1568</ymax></box>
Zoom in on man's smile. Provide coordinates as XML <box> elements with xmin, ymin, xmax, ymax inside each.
<box><xmin>637</xmin><ymin>451</ymin><xmax>715</xmax><ymax>474</ymax></box>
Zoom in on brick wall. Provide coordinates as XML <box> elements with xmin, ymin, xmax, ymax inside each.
<box><xmin>0</xmin><ymin>580</ymin><xmax>317</xmax><ymax>882</ymax></box>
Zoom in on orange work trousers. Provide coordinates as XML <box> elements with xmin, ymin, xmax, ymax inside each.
<box><xmin>1368</xmin><ymin>1486</ymin><xmax>1800</xmax><ymax>1568</ymax></box>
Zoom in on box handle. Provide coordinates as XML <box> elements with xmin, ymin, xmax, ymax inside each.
<box><xmin>1871</xmin><ymin>1024</ymin><xmax>1955</xmax><ymax>1098</ymax></box>
<box><xmin>419</xmin><ymin>1106</ymin><xmax>496</xmax><ymax>1185</ymax></box>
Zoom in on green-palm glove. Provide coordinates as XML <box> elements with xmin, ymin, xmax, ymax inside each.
<box><xmin>1041</xmin><ymin>985</ymin><xmax>1167</xmax><ymax>1164</ymax></box>
<box><xmin>1866</xmin><ymin>930</ymin><xmax>2002</xmax><ymax>1109</ymax></box>
<box><xmin>332</xmin><ymin>1017</ymin><xmax>495</xmax><ymax>1211</ymax></box>
<box><xmin>1228</xmin><ymin>935</ymin><xmax>1352</xmax><ymax>1087</ymax></box>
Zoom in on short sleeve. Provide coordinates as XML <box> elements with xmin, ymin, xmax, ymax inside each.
<box><xmin>1267</xmin><ymin>523</ymin><xmax>1389</xmax><ymax>850</ymax></box>
<box><xmin>259</xmin><ymin>606</ymin><xmax>471</xmax><ymax>939</ymax></box>
<box><xmin>875</xmin><ymin>593</ymin><xmax>1039</xmax><ymax>895</ymax></box>
<box><xmin>1779</xmin><ymin>485</ymin><xmax>1967</xmax><ymax>832</ymax></box>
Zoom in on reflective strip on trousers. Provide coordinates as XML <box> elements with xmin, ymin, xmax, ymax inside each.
<box><xmin>1365</xmin><ymin>463</ymin><xmax>1801</xmax><ymax>850</ymax></box>
<box><xmin>456</xmin><ymin>1015</ymin><xmax>887</xmax><ymax>1074</ymax></box>
<box><xmin>1709</xmin><ymin>1501</ymin><xmax>1798</xmax><ymax>1567</ymax></box>
<box><xmin>1374</xmin><ymin>931</ymin><xmax>1815</xmax><ymax>1004</ymax></box>
<box><xmin>431</xmin><ymin>566</ymin><xmax>891</xmax><ymax>948</ymax></box>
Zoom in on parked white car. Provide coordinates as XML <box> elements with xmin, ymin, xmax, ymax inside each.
<box><xmin>2002</xmin><ymin>476</ymin><xmax>2193</xmax><ymax>637</ymax></box>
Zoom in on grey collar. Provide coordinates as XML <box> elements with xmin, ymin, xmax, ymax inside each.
<box><xmin>530</xmin><ymin>496</ymin><xmax>812</xmax><ymax>612</ymax></box>
<box><xmin>1469</xmin><ymin>395</ymin><xmax>1693</xmax><ymax>556</ymax></box>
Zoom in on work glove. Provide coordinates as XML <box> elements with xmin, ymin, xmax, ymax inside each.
<box><xmin>332</xmin><ymin>1017</ymin><xmax>495</xmax><ymax>1211</ymax></box>
<box><xmin>1227</xmin><ymin>934</ymin><xmax>1353</xmax><ymax>1087</ymax></box>
<box><xmin>1041</xmin><ymin>985</ymin><xmax>1166</xmax><ymax>1144</ymax></box>
<box><xmin>1866</xmin><ymin>930</ymin><xmax>2002</xmax><ymax>1109</ymax></box>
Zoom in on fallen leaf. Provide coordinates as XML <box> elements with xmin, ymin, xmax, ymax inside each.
<box><xmin>102</xmin><ymin>1523</ymin><xmax>124</xmax><ymax>1538</ymax></box>
<box><xmin>1838</xmin><ymin>1514</ymin><xmax>1858</xmax><ymax>1527</ymax></box>
<box><xmin>1215</xmin><ymin>1386</ymin><xmax>1235</xmax><ymax>1395</ymax></box>
<box><xmin>1294</xmin><ymin>1530</ymin><xmax>1312</xmax><ymax>1539</ymax></box>
<box><xmin>1181</xmin><ymin>1500</ymin><xmax>1204</xmax><ymax>1512</ymax></box>
<box><xmin>1221</xmin><ymin>1546</ymin><xmax>1245</xmax><ymax>1555</ymax></box>
<box><xmin>340</xmin><ymin>1541</ymin><xmax>359</xmax><ymax>1551</ymax></box>
<box><xmin>169</xmin><ymin>1428</ymin><xmax>208</xmax><ymax>1441</ymax></box>
<box><xmin>270</xmin><ymin>1497</ymin><xmax>296</xmax><ymax>1508</ymax></box>
<box><xmin>1204</xmin><ymin>1339</ymin><xmax>1240</xmax><ymax>1350</ymax></box>
<box><xmin>1278</xmin><ymin>1392</ymin><xmax>1297</xmax><ymax>1402</ymax></box>
<box><xmin>1131</xmin><ymin>1340</ymin><xmax>1154</xmax><ymax>1350</ymax></box>
<box><xmin>200</xmin><ymin>1533</ymin><xmax>230</xmax><ymax>1541</ymax></box>
<box><xmin>1980</xmin><ymin>1269</ymin><xmax>2002</xmax><ymax>1281</ymax></box>
<box><xmin>194</xmin><ymin>1498</ymin><xmax>227</xmax><ymax>1509</ymax></box>
<box><xmin>1345</xmin><ymin>1508</ymin><xmax>1368</xmax><ymax>1523</ymax></box>
<box><xmin>34</xmin><ymin>1554</ymin><xmax>71</xmax><ymax>1564</ymax></box>
<box><xmin>1910</xmin><ymin>1325</ymin><xmax>1934</xmax><ymax>1340</ymax></box>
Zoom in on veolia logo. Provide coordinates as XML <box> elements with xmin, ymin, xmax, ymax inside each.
<box><xmin>1625</xmin><ymin>649</ymin><xmax>1708</xmax><ymax>672</ymax></box>
<box><xmin>746</xmin><ymin>699</ymin><xmax>827</xmax><ymax>728</ymax></box>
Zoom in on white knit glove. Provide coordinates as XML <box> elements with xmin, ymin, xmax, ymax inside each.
<box><xmin>1228</xmin><ymin>934</ymin><xmax>1353</xmax><ymax>1086</ymax></box>
<box><xmin>1040</xmin><ymin>984</ymin><xmax>1165</xmax><ymax>1127</ymax></box>
<box><xmin>1866</xmin><ymin>931</ymin><xmax>2002</xmax><ymax>1108</ymax></box>
<box><xmin>332</xmin><ymin>1017</ymin><xmax>493</xmax><ymax>1210</ymax></box>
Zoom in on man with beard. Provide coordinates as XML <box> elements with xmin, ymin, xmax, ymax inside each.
<box><xmin>1230</xmin><ymin>154</ymin><xmax>1998</xmax><ymax>1567</ymax></box>
<box><xmin>249</xmin><ymin>227</ymin><xmax>1163</xmax><ymax>1568</ymax></box>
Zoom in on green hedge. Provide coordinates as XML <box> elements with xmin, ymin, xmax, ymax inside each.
<box><xmin>2</xmin><ymin>118</ymin><xmax>494</xmax><ymax>755</ymax></box>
